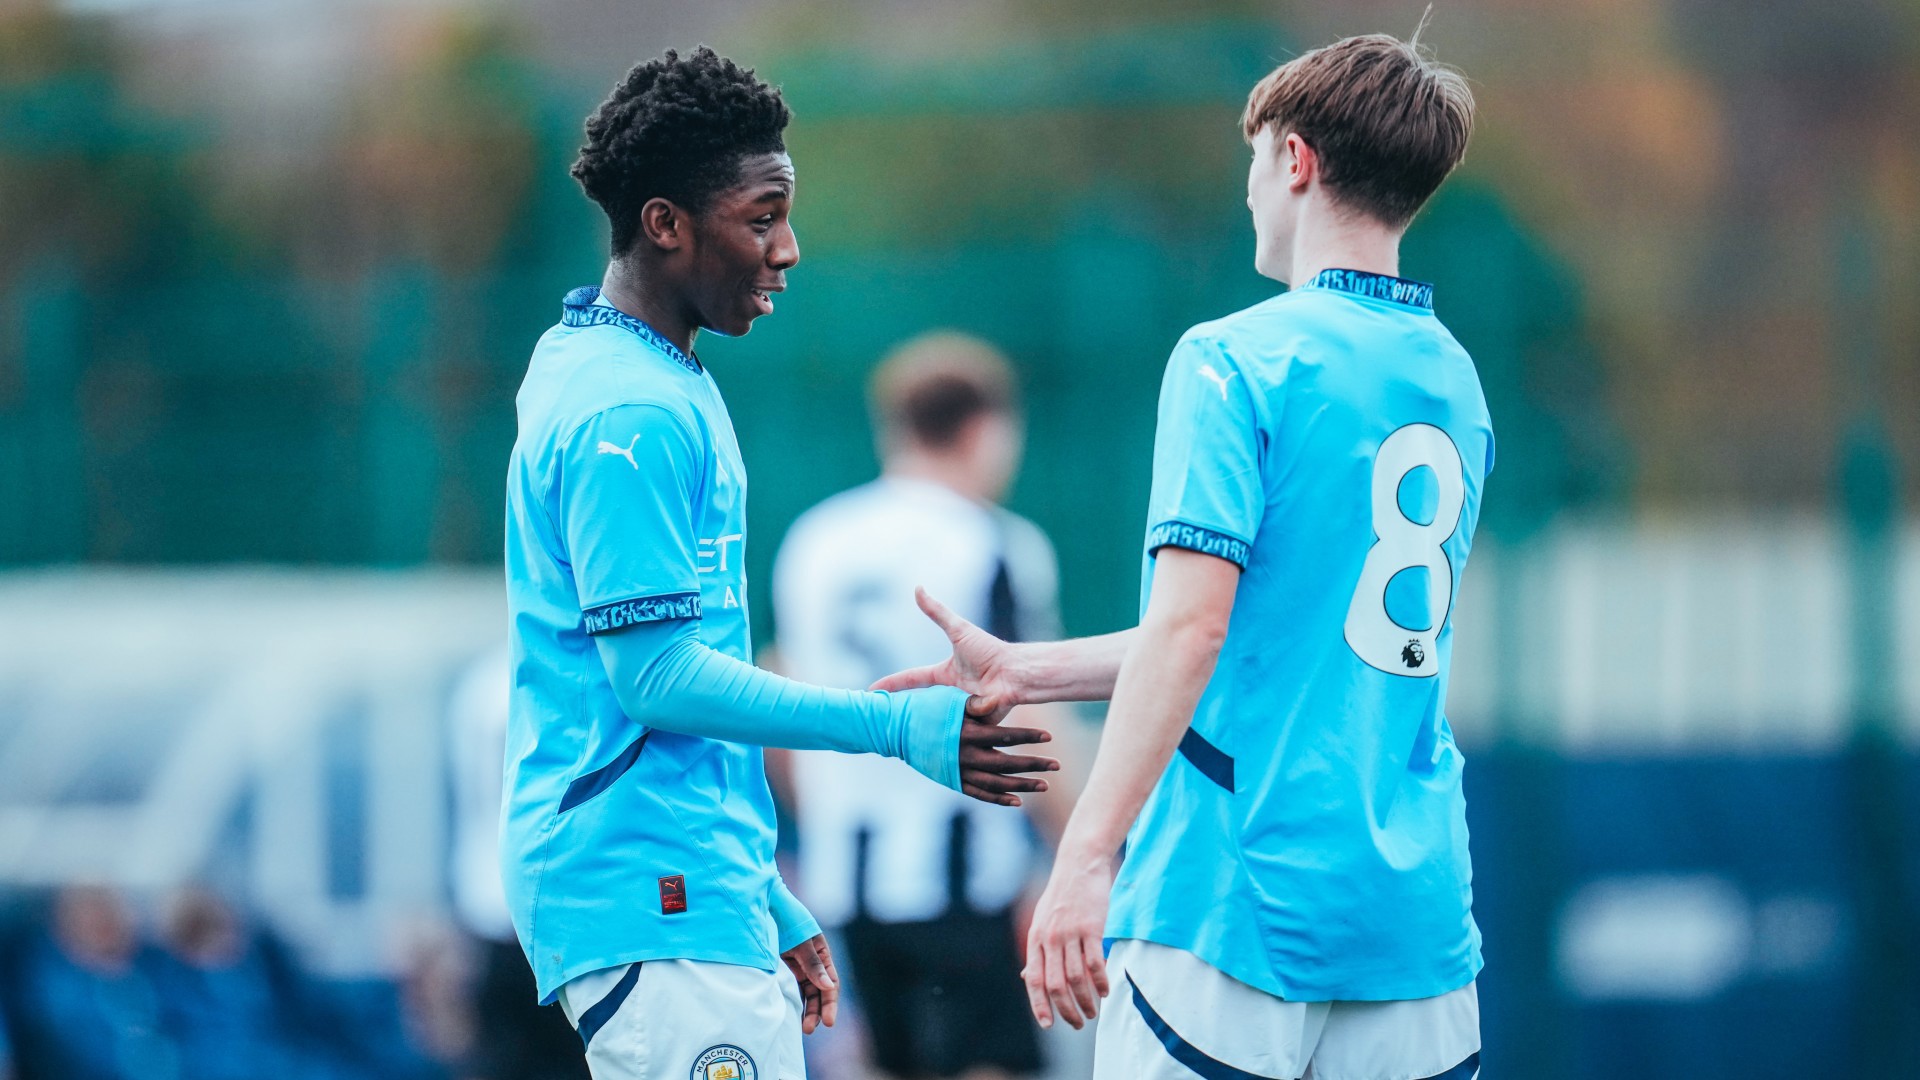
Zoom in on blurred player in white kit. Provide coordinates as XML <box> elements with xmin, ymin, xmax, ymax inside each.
<box><xmin>773</xmin><ymin>333</ymin><xmax>1076</xmax><ymax>1080</ymax></box>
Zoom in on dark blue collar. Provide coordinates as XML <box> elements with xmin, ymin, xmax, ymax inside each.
<box><xmin>560</xmin><ymin>287</ymin><xmax>701</xmax><ymax>373</ymax></box>
<box><xmin>1302</xmin><ymin>268</ymin><xmax>1434</xmax><ymax>310</ymax></box>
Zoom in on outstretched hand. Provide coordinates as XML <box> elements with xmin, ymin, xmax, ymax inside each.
<box><xmin>957</xmin><ymin>717</ymin><xmax>1057</xmax><ymax>807</ymax></box>
<box><xmin>871</xmin><ymin>588</ymin><xmax>1023</xmax><ymax>723</ymax></box>
<box><xmin>871</xmin><ymin>587</ymin><xmax>1056</xmax><ymax>805</ymax></box>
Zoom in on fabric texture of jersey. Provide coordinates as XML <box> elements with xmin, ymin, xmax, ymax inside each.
<box><xmin>504</xmin><ymin>288</ymin><xmax>803</xmax><ymax>1002</ymax></box>
<box><xmin>1109</xmin><ymin>269</ymin><xmax>1494</xmax><ymax>1002</ymax></box>
<box><xmin>774</xmin><ymin>478</ymin><xmax>1059</xmax><ymax>926</ymax></box>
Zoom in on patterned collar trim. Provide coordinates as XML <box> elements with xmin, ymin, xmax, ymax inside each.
<box><xmin>1302</xmin><ymin>268</ymin><xmax>1435</xmax><ymax>311</ymax></box>
<box><xmin>560</xmin><ymin>287</ymin><xmax>701</xmax><ymax>373</ymax></box>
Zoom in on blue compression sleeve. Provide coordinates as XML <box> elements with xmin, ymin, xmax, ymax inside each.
<box><xmin>593</xmin><ymin>618</ymin><xmax>970</xmax><ymax>790</ymax></box>
<box><xmin>769</xmin><ymin>875</ymin><xmax>822</xmax><ymax>953</ymax></box>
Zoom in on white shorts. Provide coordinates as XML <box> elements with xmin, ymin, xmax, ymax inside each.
<box><xmin>557</xmin><ymin>960</ymin><xmax>806</xmax><ymax>1080</ymax></box>
<box><xmin>1093</xmin><ymin>940</ymin><xmax>1480</xmax><ymax>1080</ymax></box>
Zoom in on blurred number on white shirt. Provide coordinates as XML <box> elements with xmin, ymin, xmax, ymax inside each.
<box><xmin>772</xmin><ymin>477</ymin><xmax>1061</xmax><ymax>926</ymax></box>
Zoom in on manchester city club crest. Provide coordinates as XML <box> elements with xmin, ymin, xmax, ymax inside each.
<box><xmin>691</xmin><ymin>1044</ymin><xmax>755</xmax><ymax>1080</ymax></box>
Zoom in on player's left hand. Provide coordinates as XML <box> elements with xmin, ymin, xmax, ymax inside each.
<box><xmin>781</xmin><ymin>933</ymin><xmax>839</xmax><ymax>1034</ymax></box>
<box><xmin>1022</xmin><ymin>848</ymin><xmax>1113</xmax><ymax>1030</ymax></box>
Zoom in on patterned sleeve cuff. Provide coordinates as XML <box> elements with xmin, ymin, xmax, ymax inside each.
<box><xmin>582</xmin><ymin>591</ymin><xmax>702</xmax><ymax>635</ymax></box>
<box><xmin>1146</xmin><ymin>521</ymin><xmax>1251</xmax><ymax>569</ymax></box>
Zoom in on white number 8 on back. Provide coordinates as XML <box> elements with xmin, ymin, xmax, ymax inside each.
<box><xmin>1343</xmin><ymin>423</ymin><xmax>1466</xmax><ymax>677</ymax></box>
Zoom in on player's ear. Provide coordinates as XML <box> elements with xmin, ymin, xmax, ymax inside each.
<box><xmin>639</xmin><ymin>197</ymin><xmax>687</xmax><ymax>253</ymax></box>
<box><xmin>1284</xmin><ymin>132</ymin><xmax>1316</xmax><ymax>193</ymax></box>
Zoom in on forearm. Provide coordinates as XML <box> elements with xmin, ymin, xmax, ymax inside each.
<box><xmin>1054</xmin><ymin>620</ymin><xmax>1221</xmax><ymax>862</ymax></box>
<box><xmin>1010</xmin><ymin>629</ymin><xmax>1137</xmax><ymax>704</ymax></box>
<box><xmin>770</xmin><ymin>874</ymin><xmax>821</xmax><ymax>952</ymax></box>
<box><xmin>597</xmin><ymin>619</ymin><xmax>969</xmax><ymax>789</ymax></box>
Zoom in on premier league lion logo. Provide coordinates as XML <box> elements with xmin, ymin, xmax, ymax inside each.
<box><xmin>1401</xmin><ymin>639</ymin><xmax>1426</xmax><ymax>669</ymax></box>
<box><xmin>692</xmin><ymin>1045</ymin><xmax>755</xmax><ymax>1080</ymax></box>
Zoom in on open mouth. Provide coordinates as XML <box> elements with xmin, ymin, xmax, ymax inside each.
<box><xmin>749</xmin><ymin>288</ymin><xmax>775</xmax><ymax>315</ymax></box>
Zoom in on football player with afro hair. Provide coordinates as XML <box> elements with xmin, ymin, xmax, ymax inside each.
<box><xmin>572</xmin><ymin>45</ymin><xmax>797</xmax><ymax>343</ymax></box>
<box><xmin>500</xmin><ymin>47</ymin><xmax>1057</xmax><ymax>1080</ymax></box>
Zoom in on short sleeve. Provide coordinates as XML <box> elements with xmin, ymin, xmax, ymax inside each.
<box><xmin>556</xmin><ymin>403</ymin><xmax>705</xmax><ymax>633</ymax></box>
<box><xmin>1144</xmin><ymin>334</ymin><xmax>1263</xmax><ymax>569</ymax></box>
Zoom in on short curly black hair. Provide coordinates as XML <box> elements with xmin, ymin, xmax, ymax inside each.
<box><xmin>571</xmin><ymin>47</ymin><xmax>791</xmax><ymax>257</ymax></box>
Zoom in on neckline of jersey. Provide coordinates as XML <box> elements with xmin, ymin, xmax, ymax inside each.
<box><xmin>1298</xmin><ymin>268</ymin><xmax>1435</xmax><ymax>311</ymax></box>
<box><xmin>559</xmin><ymin>287</ymin><xmax>702</xmax><ymax>373</ymax></box>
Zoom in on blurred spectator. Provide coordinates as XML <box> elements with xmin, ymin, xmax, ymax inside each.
<box><xmin>290</xmin><ymin>965</ymin><xmax>447</xmax><ymax>1080</ymax></box>
<box><xmin>446</xmin><ymin>647</ymin><xmax>590</xmax><ymax>1080</ymax></box>
<box><xmin>772</xmin><ymin>333</ymin><xmax>1075</xmax><ymax>1080</ymax></box>
<box><xmin>0</xmin><ymin>982</ymin><xmax>13</xmax><ymax>1080</ymax></box>
<box><xmin>0</xmin><ymin>884</ymin><xmax>458</xmax><ymax>1080</ymax></box>
<box><xmin>150</xmin><ymin>888</ymin><xmax>302</xmax><ymax>1080</ymax></box>
<box><xmin>395</xmin><ymin>917</ymin><xmax>479</xmax><ymax>1070</ymax></box>
<box><xmin>8</xmin><ymin>886</ymin><xmax>180</xmax><ymax>1080</ymax></box>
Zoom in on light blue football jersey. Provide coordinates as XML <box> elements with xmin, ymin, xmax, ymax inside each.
<box><xmin>1108</xmin><ymin>268</ymin><xmax>1494</xmax><ymax>1002</ymax></box>
<box><xmin>503</xmin><ymin>288</ymin><xmax>787</xmax><ymax>1002</ymax></box>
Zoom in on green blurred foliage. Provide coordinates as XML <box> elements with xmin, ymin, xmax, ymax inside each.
<box><xmin>0</xmin><ymin>8</ymin><xmax>225</xmax><ymax>285</ymax></box>
<box><xmin>2</xmin><ymin>1</ymin><xmax>1823</xmax><ymax>640</ymax></box>
<box><xmin>0</xmin><ymin>5</ymin><xmax>596</xmax><ymax>564</ymax></box>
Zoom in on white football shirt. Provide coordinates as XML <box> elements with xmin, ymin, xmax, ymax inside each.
<box><xmin>773</xmin><ymin>476</ymin><xmax>1060</xmax><ymax>926</ymax></box>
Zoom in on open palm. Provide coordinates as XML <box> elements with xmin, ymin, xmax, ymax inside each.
<box><xmin>870</xmin><ymin>587</ymin><xmax>1021</xmax><ymax>723</ymax></box>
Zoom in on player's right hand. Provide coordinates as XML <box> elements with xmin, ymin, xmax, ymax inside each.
<box><xmin>871</xmin><ymin>587</ymin><xmax>1023</xmax><ymax>723</ymax></box>
<box><xmin>956</xmin><ymin>717</ymin><xmax>1057</xmax><ymax>807</ymax></box>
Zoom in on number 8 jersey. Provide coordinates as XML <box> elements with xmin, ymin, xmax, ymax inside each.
<box><xmin>1112</xmin><ymin>268</ymin><xmax>1493</xmax><ymax>1003</ymax></box>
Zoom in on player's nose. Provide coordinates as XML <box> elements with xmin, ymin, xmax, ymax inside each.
<box><xmin>769</xmin><ymin>222</ymin><xmax>799</xmax><ymax>271</ymax></box>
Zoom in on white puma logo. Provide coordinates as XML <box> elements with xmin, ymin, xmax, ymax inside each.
<box><xmin>1198</xmin><ymin>364</ymin><xmax>1240</xmax><ymax>401</ymax></box>
<box><xmin>596</xmin><ymin>434</ymin><xmax>640</xmax><ymax>469</ymax></box>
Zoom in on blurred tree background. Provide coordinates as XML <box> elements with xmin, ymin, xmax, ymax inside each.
<box><xmin>7</xmin><ymin>0</ymin><xmax>1911</xmax><ymax>621</ymax></box>
<box><xmin>0</xmin><ymin>0</ymin><xmax>1694</xmax><ymax>635</ymax></box>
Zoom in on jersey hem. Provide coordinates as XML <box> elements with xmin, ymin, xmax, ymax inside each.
<box><xmin>1100</xmin><ymin>927</ymin><xmax>1484</xmax><ymax>1004</ymax></box>
<box><xmin>536</xmin><ymin>945</ymin><xmax>780</xmax><ymax>1006</ymax></box>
